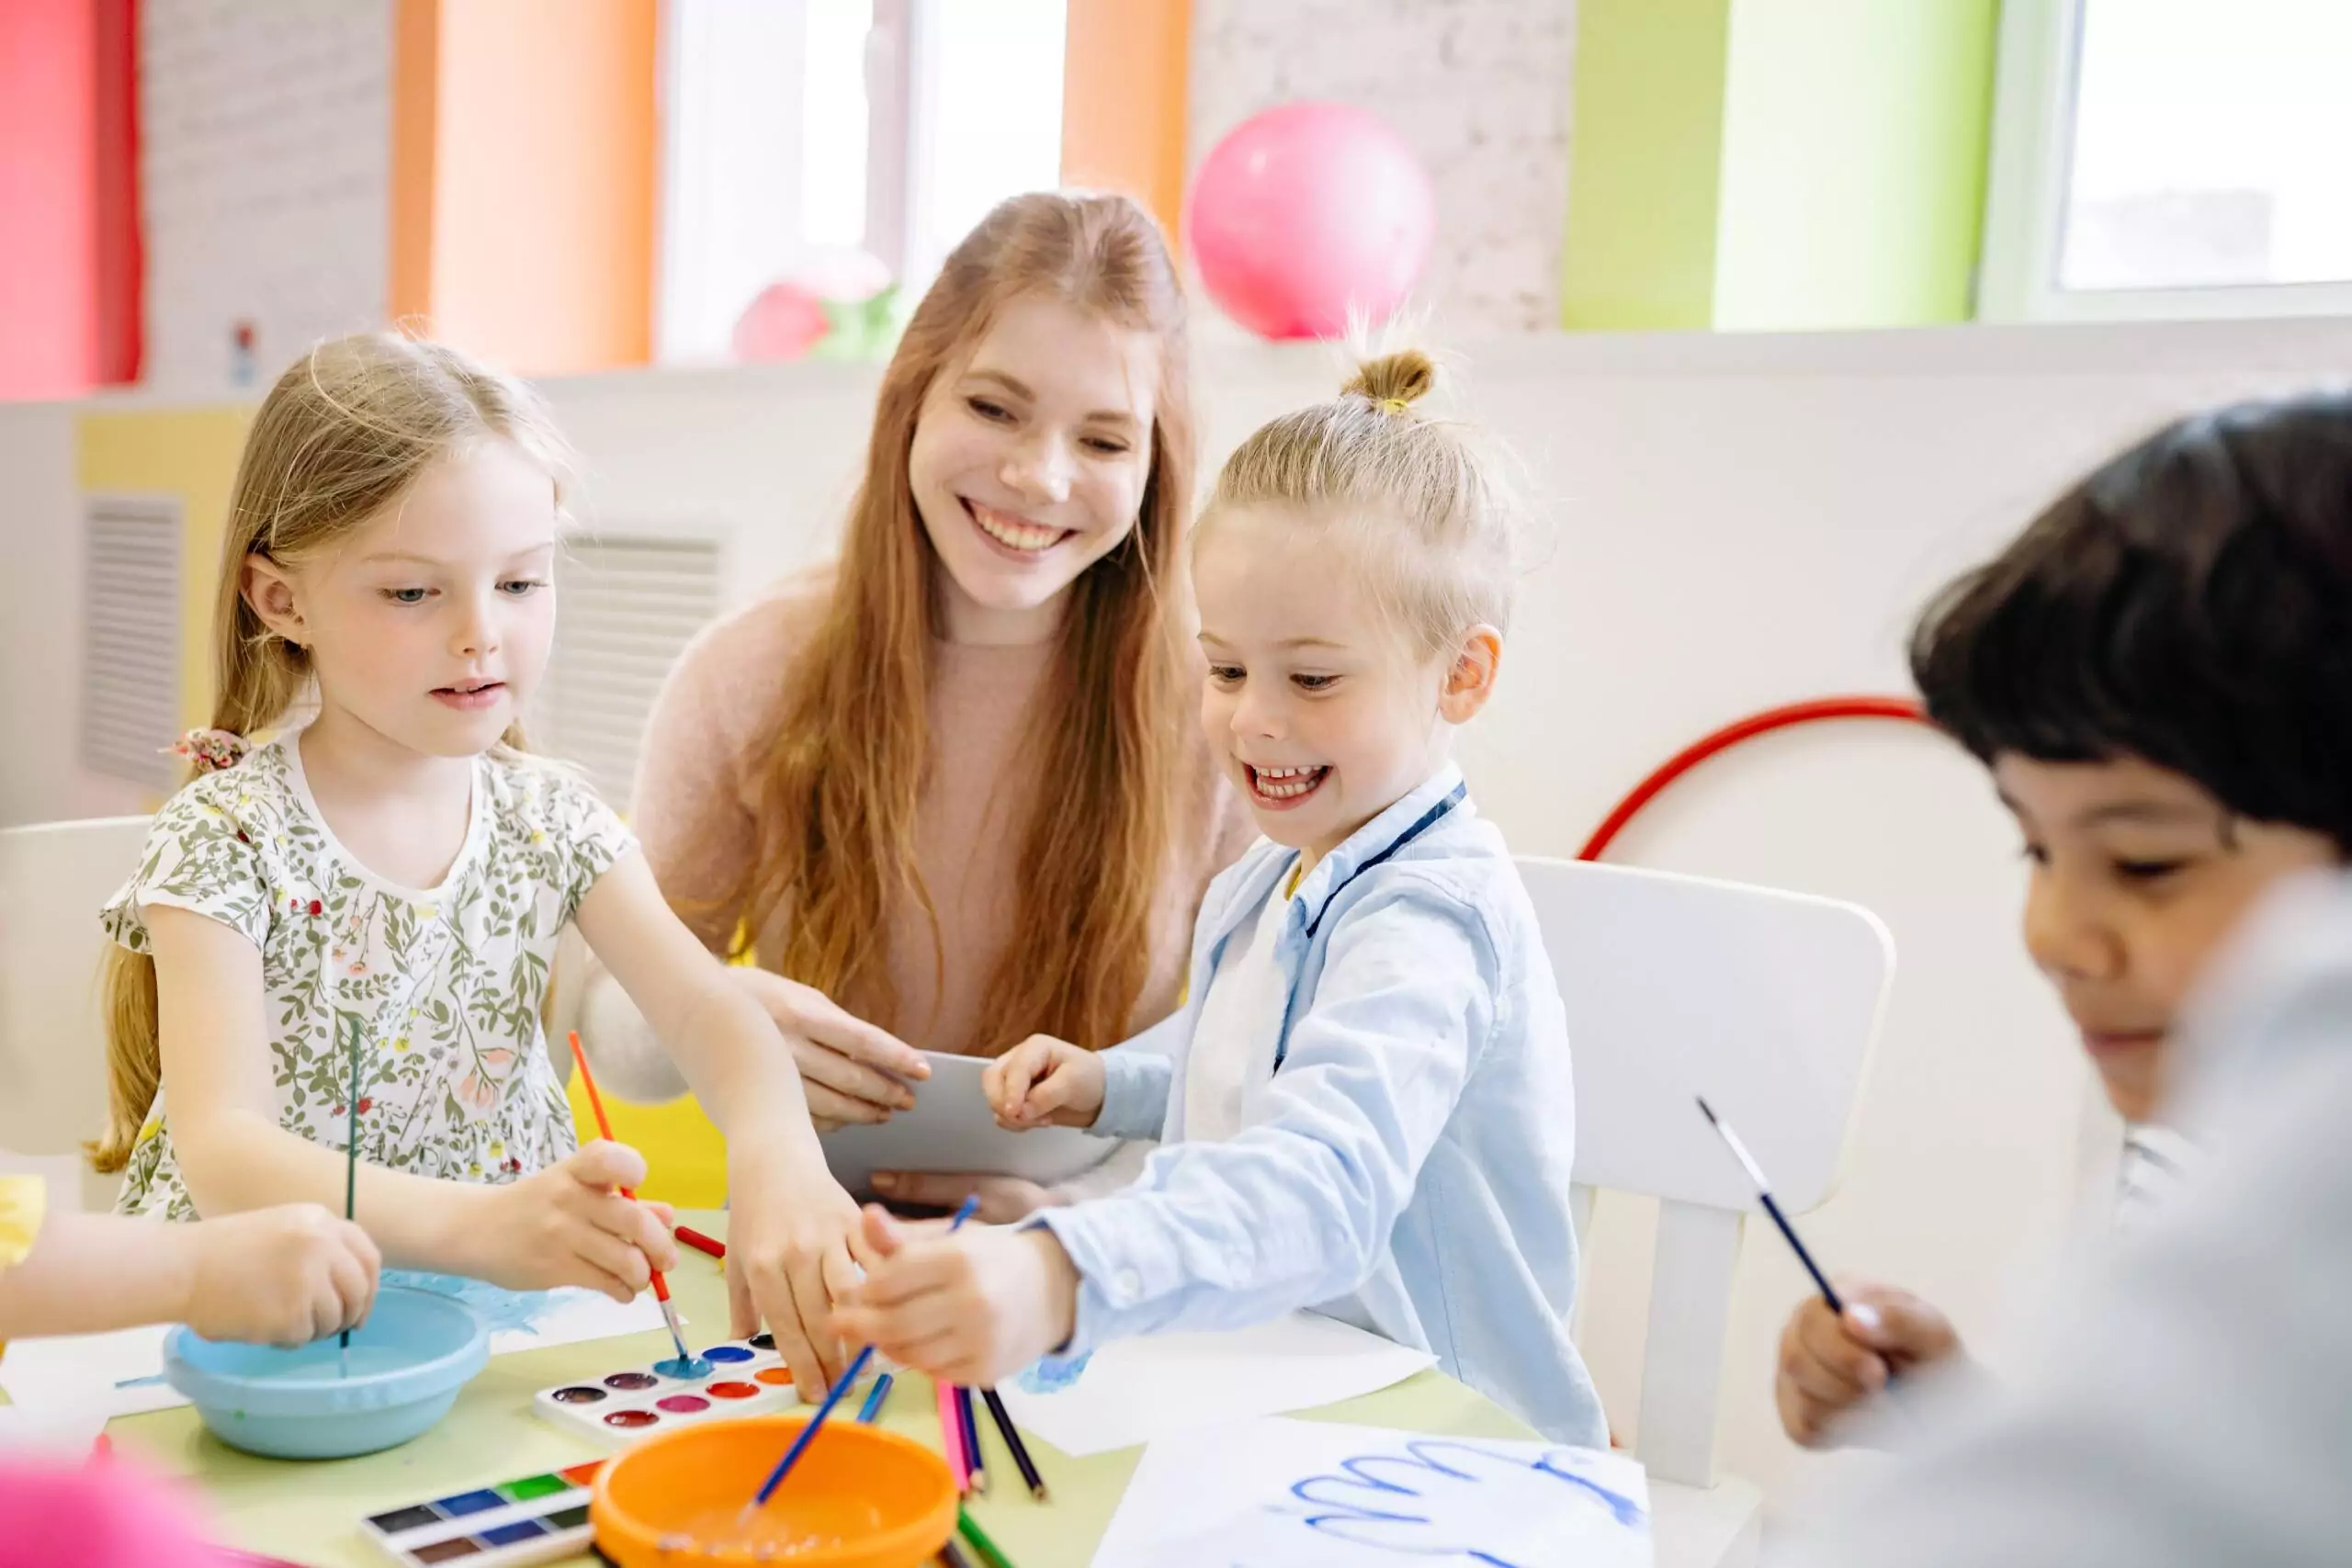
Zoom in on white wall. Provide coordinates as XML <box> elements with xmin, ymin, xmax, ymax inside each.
<box><xmin>139</xmin><ymin>0</ymin><xmax>392</xmax><ymax>394</ymax></box>
<box><xmin>9</xmin><ymin>315</ymin><xmax>2352</xmax><ymax>1514</ymax></box>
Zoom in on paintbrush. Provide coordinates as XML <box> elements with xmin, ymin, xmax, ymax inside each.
<box><xmin>746</xmin><ymin>1195</ymin><xmax>981</xmax><ymax>1515</ymax></box>
<box><xmin>1695</xmin><ymin>1096</ymin><xmax>1845</xmax><ymax>1314</ymax></box>
<box><xmin>567</xmin><ymin>1032</ymin><xmax>695</xmax><ymax>1371</ymax></box>
<box><xmin>341</xmin><ymin>1013</ymin><xmax>361</xmax><ymax>1376</ymax></box>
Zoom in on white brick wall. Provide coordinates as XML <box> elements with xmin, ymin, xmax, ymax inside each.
<box><xmin>141</xmin><ymin>0</ymin><xmax>392</xmax><ymax>393</ymax></box>
<box><xmin>1188</xmin><ymin>0</ymin><xmax>1577</xmax><ymax>337</ymax></box>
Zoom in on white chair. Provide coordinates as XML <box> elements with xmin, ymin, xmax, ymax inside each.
<box><xmin>0</xmin><ymin>817</ymin><xmax>152</xmax><ymax>1214</ymax></box>
<box><xmin>1521</xmin><ymin>855</ymin><xmax>1894</xmax><ymax>1568</ymax></box>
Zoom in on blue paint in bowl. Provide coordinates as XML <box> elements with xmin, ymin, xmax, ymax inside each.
<box><xmin>163</xmin><ymin>1285</ymin><xmax>488</xmax><ymax>1459</ymax></box>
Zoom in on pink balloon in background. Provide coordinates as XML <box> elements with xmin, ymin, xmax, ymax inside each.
<box><xmin>1187</xmin><ymin>101</ymin><xmax>1436</xmax><ymax>342</ymax></box>
<box><xmin>731</xmin><ymin>281</ymin><xmax>831</xmax><ymax>363</ymax></box>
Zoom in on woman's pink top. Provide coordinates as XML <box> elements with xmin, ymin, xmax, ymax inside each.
<box><xmin>632</xmin><ymin>564</ymin><xmax>1257</xmax><ymax>1054</ymax></box>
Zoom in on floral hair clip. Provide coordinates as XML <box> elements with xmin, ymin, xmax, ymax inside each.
<box><xmin>165</xmin><ymin>728</ymin><xmax>252</xmax><ymax>775</ymax></box>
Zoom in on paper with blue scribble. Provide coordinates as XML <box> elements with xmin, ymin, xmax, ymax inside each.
<box><xmin>1088</xmin><ymin>1416</ymin><xmax>1651</xmax><ymax>1568</ymax></box>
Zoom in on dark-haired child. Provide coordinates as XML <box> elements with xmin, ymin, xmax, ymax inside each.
<box><xmin>1778</xmin><ymin>391</ymin><xmax>2352</xmax><ymax>1447</ymax></box>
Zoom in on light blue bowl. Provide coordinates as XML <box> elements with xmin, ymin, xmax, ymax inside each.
<box><xmin>163</xmin><ymin>1285</ymin><xmax>488</xmax><ymax>1459</ymax></box>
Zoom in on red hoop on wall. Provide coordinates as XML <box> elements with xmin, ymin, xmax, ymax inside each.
<box><xmin>1577</xmin><ymin>696</ymin><xmax>1929</xmax><ymax>863</ymax></box>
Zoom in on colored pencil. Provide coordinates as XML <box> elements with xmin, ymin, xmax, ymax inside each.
<box><xmin>748</xmin><ymin>1196</ymin><xmax>980</xmax><ymax>1510</ymax></box>
<box><xmin>939</xmin><ymin>1540</ymin><xmax>978</xmax><ymax>1568</ymax></box>
<box><xmin>956</xmin><ymin>1384</ymin><xmax>988</xmax><ymax>1494</ymax></box>
<box><xmin>857</xmin><ymin>1371</ymin><xmax>895</xmax><ymax>1424</ymax></box>
<box><xmin>938</xmin><ymin>1379</ymin><xmax>969</xmax><ymax>1493</ymax></box>
<box><xmin>979</xmin><ymin>1387</ymin><xmax>1047</xmax><ymax>1501</ymax></box>
<box><xmin>1695</xmin><ymin>1096</ymin><xmax>1844</xmax><ymax>1314</ymax></box>
<box><xmin>957</xmin><ymin>1506</ymin><xmax>1017</xmax><ymax>1568</ymax></box>
<box><xmin>676</xmin><ymin>1224</ymin><xmax>727</xmax><ymax>1259</ymax></box>
<box><xmin>568</xmin><ymin>1032</ymin><xmax>695</xmax><ymax>1368</ymax></box>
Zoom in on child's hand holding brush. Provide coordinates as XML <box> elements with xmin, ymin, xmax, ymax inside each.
<box><xmin>454</xmin><ymin>1142</ymin><xmax>678</xmax><ymax>1303</ymax></box>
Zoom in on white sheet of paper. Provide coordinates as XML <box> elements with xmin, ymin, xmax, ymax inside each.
<box><xmin>0</xmin><ymin>1323</ymin><xmax>179</xmax><ymax>1431</ymax></box>
<box><xmin>0</xmin><ymin>1396</ymin><xmax>110</xmax><ymax>1455</ymax></box>
<box><xmin>0</xmin><ymin>1284</ymin><xmax>666</xmax><ymax>1425</ymax></box>
<box><xmin>1089</xmin><ymin>1416</ymin><xmax>1653</xmax><ymax>1568</ymax></box>
<box><xmin>502</xmin><ymin>1287</ymin><xmax>666</xmax><ymax>1350</ymax></box>
<box><xmin>997</xmin><ymin>1313</ymin><xmax>1436</xmax><ymax>1458</ymax></box>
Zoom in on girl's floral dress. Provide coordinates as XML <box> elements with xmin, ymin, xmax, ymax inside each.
<box><xmin>102</xmin><ymin>735</ymin><xmax>635</xmax><ymax>1219</ymax></box>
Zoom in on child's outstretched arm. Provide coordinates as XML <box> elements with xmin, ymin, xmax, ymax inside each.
<box><xmin>146</xmin><ymin>907</ymin><xmax>677</xmax><ymax>1302</ymax></box>
<box><xmin>572</xmin><ymin>849</ymin><xmax>865</xmax><ymax>1402</ymax></box>
<box><xmin>836</xmin><ymin>886</ymin><xmax>1487</xmax><ymax>1385</ymax></box>
<box><xmin>0</xmin><ymin>1202</ymin><xmax>379</xmax><ymax>1348</ymax></box>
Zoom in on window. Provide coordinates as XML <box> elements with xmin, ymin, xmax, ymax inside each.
<box><xmin>1981</xmin><ymin>0</ymin><xmax>2352</xmax><ymax>321</ymax></box>
<box><xmin>657</xmin><ymin>0</ymin><xmax>1067</xmax><ymax>364</ymax></box>
<box><xmin>903</xmin><ymin>0</ymin><xmax>1067</xmax><ymax>287</ymax></box>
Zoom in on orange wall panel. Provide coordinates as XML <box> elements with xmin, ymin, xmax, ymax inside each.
<box><xmin>1061</xmin><ymin>0</ymin><xmax>1191</xmax><ymax>243</ymax></box>
<box><xmin>393</xmin><ymin>0</ymin><xmax>657</xmax><ymax>375</ymax></box>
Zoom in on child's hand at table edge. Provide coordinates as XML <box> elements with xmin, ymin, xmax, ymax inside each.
<box><xmin>184</xmin><ymin>1203</ymin><xmax>381</xmax><ymax>1348</ymax></box>
<box><xmin>1776</xmin><ymin>1278</ymin><xmax>1960</xmax><ymax>1448</ymax></box>
<box><xmin>467</xmin><ymin>1140</ymin><xmax>677</xmax><ymax>1304</ymax></box>
<box><xmin>831</xmin><ymin>1203</ymin><xmax>1080</xmax><ymax>1387</ymax></box>
<box><xmin>724</xmin><ymin>1143</ymin><xmax>869</xmax><ymax>1400</ymax></box>
<box><xmin>982</xmin><ymin>1035</ymin><xmax>1106</xmax><ymax>1130</ymax></box>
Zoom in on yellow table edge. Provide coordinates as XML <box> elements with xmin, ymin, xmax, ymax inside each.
<box><xmin>105</xmin><ymin>1212</ymin><xmax>1536</xmax><ymax>1566</ymax></box>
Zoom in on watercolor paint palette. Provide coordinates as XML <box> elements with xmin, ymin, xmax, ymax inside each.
<box><xmin>361</xmin><ymin>1460</ymin><xmax>605</xmax><ymax>1566</ymax></box>
<box><xmin>533</xmin><ymin>1332</ymin><xmax>811</xmax><ymax>1443</ymax></box>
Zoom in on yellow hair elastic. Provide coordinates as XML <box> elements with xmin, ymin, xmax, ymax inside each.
<box><xmin>1380</xmin><ymin>396</ymin><xmax>1410</xmax><ymax>414</ymax></box>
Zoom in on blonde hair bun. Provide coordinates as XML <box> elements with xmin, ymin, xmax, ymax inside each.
<box><xmin>1344</xmin><ymin>349</ymin><xmax>1438</xmax><ymax>413</ymax></box>
<box><xmin>1205</xmin><ymin>339</ymin><xmax>1522</xmax><ymax>661</ymax></box>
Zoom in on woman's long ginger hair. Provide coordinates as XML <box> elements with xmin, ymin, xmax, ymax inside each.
<box><xmin>721</xmin><ymin>192</ymin><xmax>1197</xmax><ymax>1054</ymax></box>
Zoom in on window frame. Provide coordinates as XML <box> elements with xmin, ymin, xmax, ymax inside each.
<box><xmin>1979</xmin><ymin>0</ymin><xmax>2352</xmax><ymax>323</ymax></box>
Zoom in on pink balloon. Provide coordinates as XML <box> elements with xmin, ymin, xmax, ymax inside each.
<box><xmin>731</xmin><ymin>281</ymin><xmax>831</xmax><ymax>363</ymax></box>
<box><xmin>1187</xmin><ymin>102</ymin><xmax>1436</xmax><ymax>342</ymax></box>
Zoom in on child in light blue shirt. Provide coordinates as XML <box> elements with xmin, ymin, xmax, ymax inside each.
<box><xmin>836</xmin><ymin>349</ymin><xmax>1605</xmax><ymax>1447</ymax></box>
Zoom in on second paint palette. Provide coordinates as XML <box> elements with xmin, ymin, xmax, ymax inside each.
<box><xmin>533</xmin><ymin>1334</ymin><xmax>809</xmax><ymax>1442</ymax></box>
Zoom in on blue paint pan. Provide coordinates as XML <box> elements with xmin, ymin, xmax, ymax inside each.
<box><xmin>164</xmin><ymin>1284</ymin><xmax>488</xmax><ymax>1459</ymax></box>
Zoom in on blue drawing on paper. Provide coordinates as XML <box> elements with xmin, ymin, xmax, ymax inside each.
<box><xmin>1014</xmin><ymin>1348</ymin><xmax>1093</xmax><ymax>1395</ymax></box>
<box><xmin>1282</xmin><ymin>1438</ymin><xmax>1646</xmax><ymax>1568</ymax></box>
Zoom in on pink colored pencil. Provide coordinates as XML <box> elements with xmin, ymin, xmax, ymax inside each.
<box><xmin>937</xmin><ymin>1379</ymin><xmax>970</xmax><ymax>1492</ymax></box>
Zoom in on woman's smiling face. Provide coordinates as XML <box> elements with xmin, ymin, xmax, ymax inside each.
<box><xmin>907</xmin><ymin>294</ymin><xmax>1160</xmax><ymax>645</ymax></box>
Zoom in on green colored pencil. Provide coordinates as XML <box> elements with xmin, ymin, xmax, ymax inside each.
<box><xmin>956</xmin><ymin>1506</ymin><xmax>1015</xmax><ymax>1568</ymax></box>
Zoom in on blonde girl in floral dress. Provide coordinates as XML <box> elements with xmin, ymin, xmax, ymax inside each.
<box><xmin>93</xmin><ymin>333</ymin><xmax>865</xmax><ymax>1398</ymax></box>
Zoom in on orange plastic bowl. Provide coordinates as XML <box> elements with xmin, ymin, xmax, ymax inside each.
<box><xmin>591</xmin><ymin>1415</ymin><xmax>957</xmax><ymax>1567</ymax></box>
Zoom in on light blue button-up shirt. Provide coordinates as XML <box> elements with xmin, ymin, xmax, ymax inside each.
<box><xmin>1028</xmin><ymin>763</ymin><xmax>1606</xmax><ymax>1447</ymax></box>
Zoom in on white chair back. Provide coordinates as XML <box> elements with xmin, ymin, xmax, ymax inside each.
<box><xmin>1521</xmin><ymin>855</ymin><xmax>1893</xmax><ymax>1488</ymax></box>
<box><xmin>0</xmin><ymin>817</ymin><xmax>152</xmax><ymax>1213</ymax></box>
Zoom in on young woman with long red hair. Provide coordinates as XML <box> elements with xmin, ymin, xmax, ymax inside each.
<box><xmin>578</xmin><ymin>192</ymin><xmax>1250</xmax><ymax>1218</ymax></box>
